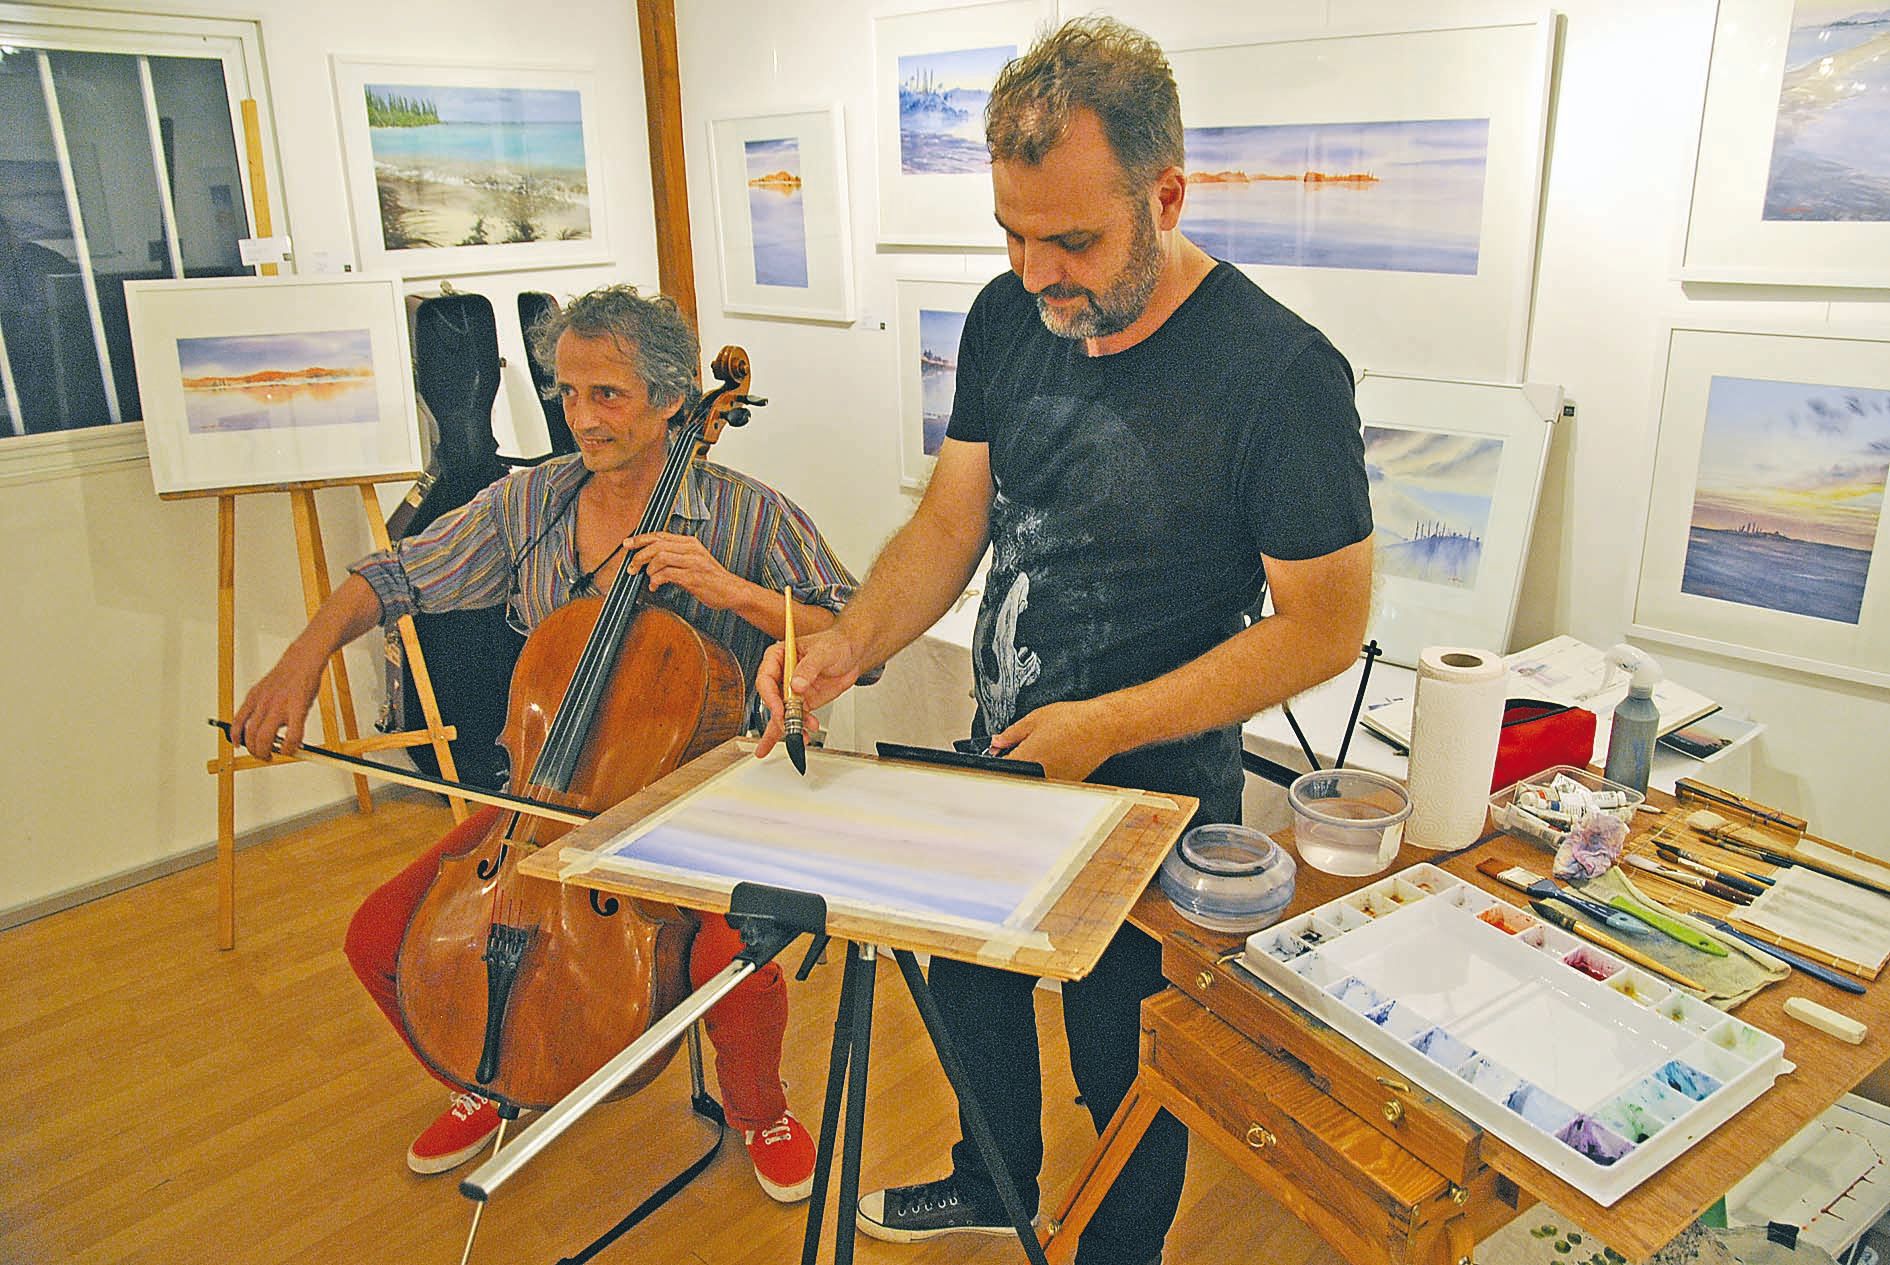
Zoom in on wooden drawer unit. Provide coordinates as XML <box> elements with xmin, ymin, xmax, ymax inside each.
<box><xmin>1163</xmin><ymin>930</ymin><xmax>1484</xmax><ymax>1183</ymax></box>
<box><xmin>1141</xmin><ymin>990</ymin><xmax>1485</xmax><ymax>1264</ymax></box>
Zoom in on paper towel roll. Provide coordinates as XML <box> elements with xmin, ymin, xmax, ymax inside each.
<box><xmin>1406</xmin><ymin>646</ymin><xmax>1507</xmax><ymax>851</ymax></box>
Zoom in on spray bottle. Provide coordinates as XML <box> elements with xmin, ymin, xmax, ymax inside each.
<box><xmin>1602</xmin><ymin>644</ymin><xmax>1661</xmax><ymax>795</ymax></box>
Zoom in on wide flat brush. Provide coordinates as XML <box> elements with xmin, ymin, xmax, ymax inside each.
<box><xmin>1475</xmin><ymin>860</ymin><xmax>1643</xmax><ymax>933</ymax></box>
<box><xmin>1528</xmin><ymin>901</ymin><xmax>1705</xmax><ymax>991</ymax></box>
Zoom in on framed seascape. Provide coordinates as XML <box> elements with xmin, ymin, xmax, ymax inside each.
<box><xmin>1682</xmin><ymin>1</ymin><xmax>1890</xmax><ymax>286</ymax></box>
<box><xmin>895</xmin><ymin>276</ymin><xmax>987</xmax><ymax>490</ymax></box>
<box><xmin>872</xmin><ymin>0</ymin><xmax>1052</xmax><ymax>248</ymax></box>
<box><xmin>1355</xmin><ymin>374</ymin><xmax>1562</xmax><ymax>667</ymax></box>
<box><xmin>1168</xmin><ymin>16</ymin><xmax>1556</xmax><ymax>382</ymax></box>
<box><xmin>331</xmin><ymin>57</ymin><xmax>610</xmax><ymax>277</ymax></box>
<box><xmin>125</xmin><ymin>275</ymin><xmax>421</xmax><ymax>498</ymax></box>
<box><xmin>707</xmin><ymin>106</ymin><xmax>857</xmax><ymax>322</ymax></box>
<box><xmin>1633</xmin><ymin>324</ymin><xmax>1890</xmax><ymax>689</ymax></box>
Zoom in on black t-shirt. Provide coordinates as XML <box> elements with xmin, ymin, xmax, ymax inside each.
<box><xmin>948</xmin><ymin>262</ymin><xmax>1373</xmax><ymax>822</ymax></box>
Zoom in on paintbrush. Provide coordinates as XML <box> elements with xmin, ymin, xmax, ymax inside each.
<box><xmin>1651</xmin><ymin>843</ymin><xmax>1768</xmax><ymax>897</ymax></box>
<box><xmin>1476</xmin><ymin>860</ymin><xmax>1644</xmax><ymax>933</ymax></box>
<box><xmin>1622</xmin><ymin>854</ymin><xmax>1753</xmax><ymax>905</ymax></box>
<box><xmin>1528</xmin><ymin>901</ymin><xmax>1705</xmax><ymax>991</ymax></box>
<box><xmin>1687</xmin><ymin>913</ymin><xmax>1868</xmax><ymax>995</ymax></box>
<box><xmin>782</xmin><ymin>586</ymin><xmax>805</xmax><ymax>775</ymax></box>
<box><xmin>1688</xmin><ymin>812</ymin><xmax>1890</xmax><ymax>899</ymax></box>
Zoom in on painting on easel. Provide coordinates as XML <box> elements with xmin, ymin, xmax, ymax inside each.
<box><xmin>126</xmin><ymin>275</ymin><xmax>421</xmax><ymax>498</ymax></box>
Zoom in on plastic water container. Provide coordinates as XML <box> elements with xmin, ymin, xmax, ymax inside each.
<box><xmin>1158</xmin><ymin>824</ymin><xmax>1297</xmax><ymax>933</ymax></box>
<box><xmin>1289</xmin><ymin>769</ymin><xmax>1412</xmax><ymax>877</ymax></box>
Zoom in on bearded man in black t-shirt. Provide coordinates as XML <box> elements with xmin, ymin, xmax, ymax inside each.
<box><xmin>756</xmin><ymin>17</ymin><xmax>1373</xmax><ymax>1265</ymax></box>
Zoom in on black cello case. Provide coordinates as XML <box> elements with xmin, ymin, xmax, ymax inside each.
<box><xmin>386</xmin><ymin>290</ymin><xmax>524</xmax><ymax>790</ymax></box>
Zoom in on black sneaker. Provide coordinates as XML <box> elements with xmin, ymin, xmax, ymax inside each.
<box><xmin>856</xmin><ymin>1175</ymin><xmax>1018</xmax><ymax>1242</ymax></box>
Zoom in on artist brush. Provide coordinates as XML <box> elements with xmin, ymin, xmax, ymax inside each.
<box><xmin>1686</xmin><ymin>913</ymin><xmax>1868</xmax><ymax>995</ymax></box>
<box><xmin>1688</xmin><ymin>814</ymin><xmax>1890</xmax><ymax>899</ymax></box>
<box><xmin>1674</xmin><ymin>777</ymin><xmax>1807</xmax><ymax>833</ymax></box>
<box><xmin>781</xmin><ymin>586</ymin><xmax>806</xmax><ymax>775</ymax></box>
<box><xmin>1622</xmin><ymin>854</ymin><xmax>1753</xmax><ymax>906</ymax></box>
<box><xmin>1650</xmin><ymin>843</ymin><xmax>1768</xmax><ymax>897</ymax></box>
<box><xmin>1475</xmin><ymin>860</ymin><xmax>1644</xmax><ymax>933</ymax></box>
<box><xmin>1528</xmin><ymin>901</ymin><xmax>1705</xmax><ymax>991</ymax></box>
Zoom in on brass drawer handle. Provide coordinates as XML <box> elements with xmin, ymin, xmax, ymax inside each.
<box><xmin>1196</xmin><ymin>969</ymin><xmax>1214</xmax><ymax>991</ymax></box>
<box><xmin>1245</xmin><ymin>1123</ymin><xmax>1276</xmax><ymax>1150</ymax></box>
<box><xmin>1382</xmin><ymin>1098</ymin><xmax>1404</xmax><ymax>1124</ymax></box>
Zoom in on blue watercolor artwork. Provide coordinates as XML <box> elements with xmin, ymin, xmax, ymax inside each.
<box><xmin>1681</xmin><ymin>375</ymin><xmax>1890</xmax><ymax>625</ymax></box>
<box><xmin>364</xmin><ymin>83</ymin><xmax>590</xmax><ymax>249</ymax></box>
<box><xmin>918</xmin><ymin>308</ymin><xmax>967</xmax><ymax>456</ymax></box>
<box><xmin>177</xmin><ymin>330</ymin><xmax>378</xmax><ymax>434</ymax></box>
<box><xmin>1763</xmin><ymin>3</ymin><xmax>1890</xmax><ymax>221</ymax></box>
<box><xmin>1364</xmin><ymin>426</ymin><xmax>1504</xmax><ymax>588</ymax></box>
<box><xmin>1181</xmin><ymin>118</ymin><xmax>1490</xmax><ymax>274</ymax></box>
<box><xmin>898</xmin><ymin>45</ymin><xmax>1014</xmax><ymax>174</ymax></box>
<box><xmin>743</xmin><ymin>137</ymin><xmax>809</xmax><ymax>289</ymax></box>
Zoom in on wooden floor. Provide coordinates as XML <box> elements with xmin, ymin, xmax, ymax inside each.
<box><xmin>0</xmin><ymin>794</ymin><xmax>1348</xmax><ymax>1265</ymax></box>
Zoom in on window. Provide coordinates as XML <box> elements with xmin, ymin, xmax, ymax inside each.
<box><xmin>0</xmin><ymin>7</ymin><xmax>278</xmax><ymax>446</ymax></box>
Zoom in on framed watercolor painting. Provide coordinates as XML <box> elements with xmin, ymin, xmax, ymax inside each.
<box><xmin>1169</xmin><ymin>16</ymin><xmax>1556</xmax><ymax>382</ymax></box>
<box><xmin>873</xmin><ymin>0</ymin><xmax>1052</xmax><ymax>247</ymax></box>
<box><xmin>1681</xmin><ymin>1</ymin><xmax>1890</xmax><ymax>286</ymax></box>
<box><xmin>895</xmin><ymin>277</ymin><xmax>987</xmax><ymax>490</ymax></box>
<box><xmin>1355</xmin><ymin>373</ymin><xmax>1562</xmax><ymax>667</ymax></box>
<box><xmin>331</xmin><ymin>57</ymin><xmax>610</xmax><ymax>277</ymax></box>
<box><xmin>1633</xmin><ymin>324</ymin><xmax>1890</xmax><ymax>688</ymax></box>
<box><xmin>707</xmin><ymin>106</ymin><xmax>857</xmax><ymax>322</ymax></box>
<box><xmin>125</xmin><ymin>275</ymin><xmax>421</xmax><ymax>498</ymax></box>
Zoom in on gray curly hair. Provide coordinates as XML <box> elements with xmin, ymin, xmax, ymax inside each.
<box><xmin>528</xmin><ymin>284</ymin><xmax>698</xmax><ymax>406</ymax></box>
<box><xmin>985</xmin><ymin>16</ymin><xmax>1184</xmax><ymax>195</ymax></box>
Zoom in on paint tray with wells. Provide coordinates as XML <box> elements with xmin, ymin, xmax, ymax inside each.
<box><xmin>1238</xmin><ymin>863</ymin><xmax>1785</xmax><ymax>1206</ymax></box>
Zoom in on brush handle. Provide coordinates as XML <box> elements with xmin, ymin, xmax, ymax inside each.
<box><xmin>1689</xmin><ymin>915</ymin><xmax>1867</xmax><ymax>995</ymax></box>
<box><xmin>1606</xmin><ymin>895</ymin><xmax>1726</xmax><ymax>955</ymax></box>
<box><xmin>1528</xmin><ymin>901</ymin><xmax>1704</xmax><ymax>991</ymax></box>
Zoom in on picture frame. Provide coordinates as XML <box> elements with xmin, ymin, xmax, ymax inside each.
<box><xmin>1680</xmin><ymin>1</ymin><xmax>1890</xmax><ymax>287</ymax></box>
<box><xmin>872</xmin><ymin>0</ymin><xmax>1052</xmax><ymax>248</ymax></box>
<box><xmin>706</xmin><ymin>106</ymin><xmax>857</xmax><ymax>323</ymax></box>
<box><xmin>125</xmin><ymin>275</ymin><xmax>421</xmax><ymax>498</ymax></box>
<box><xmin>330</xmin><ymin>56</ymin><xmax>610</xmax><ymax>278</ymax></box>
<box><xmin>1631</xmin><ymin>323</ymin><xmax>1890</xmax><ymax>689</ymax></box>
<box><xmin>895</xmin><ymin>276</ymin><xmax>988</xmax><ymax>490</ymax></box>
<box><xmin>1355</xmin><ymin>373</ymin><xmax>1562</xmax><ymax>667</ymax></box>
<box><xmin>1168</xmin><ymin>15</ymin><xmax>1556</xmax><ymax>383</ymax></box>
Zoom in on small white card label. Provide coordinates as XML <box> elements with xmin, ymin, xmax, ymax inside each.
<box><xmin>238</xmin><ymin>235</ymin><xmax>292</xmax><ymax>266</ymax></box>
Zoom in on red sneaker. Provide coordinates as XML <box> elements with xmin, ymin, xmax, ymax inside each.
<box><xmin>744</xmin><ymin>1111</ymin><xmax>816</xmax><ymax>1203</ymax></box>
<box><xmin>406</xmin><ymin>1091</ymin><xmax>501</xmax><ymax>1175</ymax></box>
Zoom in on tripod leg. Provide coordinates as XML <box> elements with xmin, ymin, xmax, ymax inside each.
<box><xmin>801</xmin><ymin>941</ymin><xmax>863</xmax><ymax>1265</ymax></box>
<box><xmin>458</xmin><ymin>1113</ymin><xmax>513</xmax><ymax>1265</ymax></box>
<box><xmin>833</xmin><ymin>944</ymin><xmax>877</xmax><ymax>1265</ymax></box>
<box><xmin>892</xmin><ymin>949</ymin><xmax>1051</xmax><ymax>1265</ymax></box>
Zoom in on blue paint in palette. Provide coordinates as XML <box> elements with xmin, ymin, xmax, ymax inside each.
<box><xmin>1409</xmin><ymin>1026</ymin><xmax>1475</xmax><ymax>1070</ymax></box>
<box><xmin>1655</xmin><ymin>1059</ymin><xmax>1722</xmax><ymax>1102</ymax></box>
<box><xmin>1504</xmin><ymin>1081</ymin><xmax>1578</xmax><ymax>1134</ymax></box>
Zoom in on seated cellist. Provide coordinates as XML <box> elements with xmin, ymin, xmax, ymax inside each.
<box><xmin>231</xmin><ymin>283</ymin><xmax>856</xmax><ymax>1200</ymax></box>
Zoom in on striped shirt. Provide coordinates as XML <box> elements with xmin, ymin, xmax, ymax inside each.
<box><xmin>352</xmin><ymin>453</ymin><xmax>859</xmax><ymax>724</ymax></box>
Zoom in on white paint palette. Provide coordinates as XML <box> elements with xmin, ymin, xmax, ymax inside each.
<box><xmin>1239</xmin><ymin>863</ymin><xmax>1785</xmax><ymax>1206</ymax></box>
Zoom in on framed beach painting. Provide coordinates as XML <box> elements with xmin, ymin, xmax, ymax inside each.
<box><xmin>331</xmin><ymin>57</ymin><xmax>609</xmax><ymax>277</ymax></box>
<box><xmin>1633</xmin><ymin>324</ymin><xmax>1890</xmax><ymax>688</ymax></box>
<box><xmin>1681</xmin><ymin>1</ymin><xmax>1890</xmax><ymax>286</ymax></box>
<box><xmin>873</xmin><ymin>0</ymin><xmax>1051</xmax><ymax>247</ymax></box>
<box><xmin>707</xmin><ymin>106</ymin><xmax>857</xmax><ymax>322</ymax></box>
<box><xmin>895</xmin><ymin>277</ymin><xmax>986</xmax><ymax>490</ymax></box>
<box><xmin>1355</xmin><ymin>373</ymin><xmax>1562</xmax><ymax>667</ymax></box>
<box><xmin>1169</xmin><ymin>16</ymin><xmax>1556</xmax><ymax>382</ymax></box>
<box><xmin>125</xmin><ymin>275</ymin><xmax>421</xmax><ymax>498</ymax></box>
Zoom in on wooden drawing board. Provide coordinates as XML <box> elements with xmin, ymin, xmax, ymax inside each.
<box><xmin>518</xmin><ymin>739</ymin><xmax>1197</xmax><ymax>981</ymax></box>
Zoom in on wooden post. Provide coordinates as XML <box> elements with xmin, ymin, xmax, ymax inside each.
<box><xmin>288</xmin><ymin>489</ymin><xmax>372</xmax><ymax>813</ymax></box>
<box><xmin>215</xmin><ymin>496</ymin><xmax>237</xmax><ymax>949</ymax></box>
<box><xmin>239</xmin><ymin>99</ymin><xmax>277</xmax><ymax>278</ymax></box>
<box><xmin>636</xmin><ymin>0</ymin><xmax>697</xmax><ymax>326</ymax></box>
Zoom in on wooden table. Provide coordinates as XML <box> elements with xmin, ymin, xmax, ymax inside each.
<box><xmin>1043</xmin><ymin>798</ymin><xmax>1890</xmax><ymax>1265</ymax></box>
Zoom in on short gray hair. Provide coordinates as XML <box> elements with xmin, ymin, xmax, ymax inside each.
<box><xmin>528</xmin><ymin>284</ymin><xmax>697</xmax><ymax>406</ymax></box>
<box><xmin>985</xmin><ymin>16</ymin><xmax>1183</xmax><ymax>193</ymax></box>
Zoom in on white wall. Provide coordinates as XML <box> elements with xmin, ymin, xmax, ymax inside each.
<box><xmin>672</xmin><ymin>0</ymin><xmax>1888</xmax><ymax>847</ymax></box>
<box><xmin>1</xmin><ymin>0</ymin><xmax>661</xmax><ymax>919</ymax></box>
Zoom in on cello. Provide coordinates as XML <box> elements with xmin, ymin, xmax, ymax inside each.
<box><xmin>393</xmin><ymin>348</ymin><xmax>758</xmax><ymax>1111</ymax></box>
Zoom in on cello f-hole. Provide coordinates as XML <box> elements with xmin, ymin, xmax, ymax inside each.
<box><xmin>477</xmin><ymin>843</ymin><xmax>510</xmax><ymax>881</ymax></box>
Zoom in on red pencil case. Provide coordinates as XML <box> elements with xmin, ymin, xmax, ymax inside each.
<box><xmin>1491</xmin><ymin>701</ymin><xmax>1598</xmax><ymax>792</ymax></box>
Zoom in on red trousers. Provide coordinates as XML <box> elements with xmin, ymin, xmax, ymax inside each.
<box><xmin>343</xmin><ymin>807</ymin><xmax>789</xmax><ymax>1132</ymax></box>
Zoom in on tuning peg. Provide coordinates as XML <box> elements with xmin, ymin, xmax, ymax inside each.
<box><xmin>725</xmin><ymin>408</ymin><xmax>751</xmax><ymax>427</ymax></box>
<box><xmin>736</xmin><ymin>394</ymin><xmax>769</xmax><ymax>408</ymax></box>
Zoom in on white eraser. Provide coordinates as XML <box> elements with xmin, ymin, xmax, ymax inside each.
<box><xmin>1784</xmin><ymin>996</ymin><xmax>1867</xmax><ymax>1044</ymax></box>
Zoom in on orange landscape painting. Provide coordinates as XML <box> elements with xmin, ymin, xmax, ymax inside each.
<box><xmin>178</xmin><ymin>330</ymin><xmax>380</xmax><ymax>434</ymax></box>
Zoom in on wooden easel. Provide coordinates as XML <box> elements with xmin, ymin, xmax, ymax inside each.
<box><xmin>196</xmin><ymin>477</ymin><xmax>468</xmax><ymax>949</ymax></box>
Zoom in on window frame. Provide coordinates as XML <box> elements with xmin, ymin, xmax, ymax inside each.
<box><xmin>0</xmin><ymin>4</ymin><xmax>283</xmax><ymax>483</ymax></box>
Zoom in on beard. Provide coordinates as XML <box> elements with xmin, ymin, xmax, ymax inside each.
<box><xmin>1033</xmin><ymin>207</ymin><xmax>1165</xmax><ymax>340</ymax></box>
